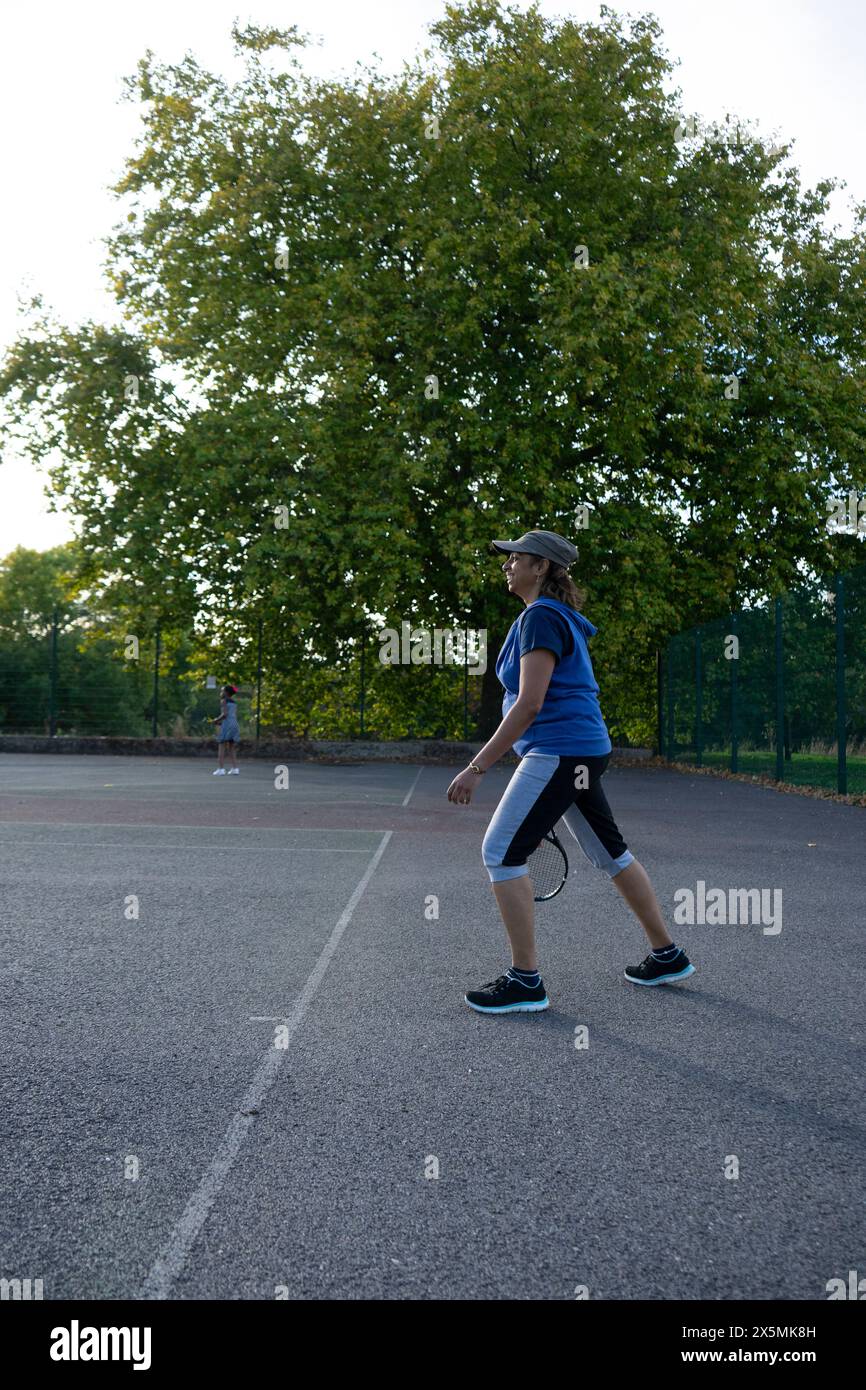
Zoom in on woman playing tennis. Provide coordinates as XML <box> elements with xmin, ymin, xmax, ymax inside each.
<box><xmin>212</xmin><ymin>683</ymin><xmax>241</xmax><ymax>775</ymax></box>
<box><xmin>446</xmin><ymin>529</ymin><xmax>695</xmax><ymax>1014</ymax></box>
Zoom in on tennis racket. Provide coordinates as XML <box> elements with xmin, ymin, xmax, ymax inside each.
<box><xmin>528</xmin><ymin>828</ymin><xmax>569</xmax><ymax>902</ymax></box>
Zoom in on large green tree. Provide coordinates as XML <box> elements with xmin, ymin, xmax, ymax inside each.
<box><xmin>3</xmin><ymin>1</ymin><xmax>866</xmax><ymax>742</ymax></box>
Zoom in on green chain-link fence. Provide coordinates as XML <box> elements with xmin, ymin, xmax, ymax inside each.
<box><xmin>661</xmin><ymin>559</ymin><xmax>866</xmax><ymax>794</ymax></box>
<box><xmin>0</xmin><ymin>617</ymin><xmax>487</xmax><ymax>742</ymax></box>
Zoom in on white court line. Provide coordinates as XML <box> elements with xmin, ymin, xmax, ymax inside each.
<box><xmin>140</xmin><ymin>828</ymin><xmax>393</xmax><ymax>1300</ymax></box>
<box><xmin>0</xmin><ymin>822</ymin><xmax>383</xmax><ymax>833</ymax></box>
<box><xmin>0</xmin><ymin>840</ymin><xmax>372</xmax><ymax>853</ymax></box>
<box><xmin>401</xmin><ymin>767</ymin><xmax>423</xmax><ymax>807</ymax></box>
<box><xmin>0</xmin><ymin>793</ymin><xmax>408</xmax><ymax>806</ymax></box>
<box><xmin>301</xmin><ymin>802</ymin><xmax>415</xmax><ymax>812</ymax></box>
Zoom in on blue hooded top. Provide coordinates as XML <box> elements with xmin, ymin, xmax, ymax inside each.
<box><xmin>495</xmin><ymin>596</ymin><xmax>612</xmax><ymax>756</ymax></box>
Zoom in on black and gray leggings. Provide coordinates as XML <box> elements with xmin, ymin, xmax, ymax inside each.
<box><xmin>482</xmin><ymin>752</ymin><xmax>634</xmax><ymax>883</ymax></box>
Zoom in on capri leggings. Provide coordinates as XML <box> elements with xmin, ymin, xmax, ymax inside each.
<box><xmin>482</xmin><ymin>751</ymin><xmax>634</xmax><ymax>883</ymax></box>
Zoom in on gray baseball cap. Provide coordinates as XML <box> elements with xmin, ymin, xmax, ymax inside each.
<box><xmin>490</xmin><ymin>529</ymin><xmax>578</xmax><ymax>567</ymax></box>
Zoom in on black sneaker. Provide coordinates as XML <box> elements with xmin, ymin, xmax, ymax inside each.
<box><xmin>464</xmin><ymin>970</ymin><xmax>550</xmax><ymax>1014</ymax></box>
<box><xmin>624</xmin><ymin>949</ymin><xmax>695</xmax><ymax>986</ymax></box>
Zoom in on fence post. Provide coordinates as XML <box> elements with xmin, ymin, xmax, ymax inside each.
<box><xmin>656</xmin><ymin>649</ymin><xmax>663</xmax><ymax>757</ymax></box>
<box><xmin>695</xmin><ymin>627</ymin><xmax>703</xmax><ymax>767</ymax></box>
<box><xmin>256</xmin><ymin>616</ymin><xmax>263</xmax><ymax>742</ymax></box>
<box><xmin>730</xmin><ymin>611</ymin><xmax>738</xmax><ymax>774</ymax></box>
<box><xmin>48</xmin><ymin>608</ymin><xmax>59</xmax><ymax>737</ymax></box>
<box><xmin>774</xmin><ymin>598</ymin><xmax>784</xmax><ymax>781</ymax></box>
<box><xmin>359</xmin><ymin>632</ymin><xmax>366</xmax><ymax>738</ymax></box>
<box><xmin>463</xmin><ymin>621</ymin><xmax>469</xmax><ymax>741</ymax></box>
<box><xmin>665</xmin><ymin>641</ymin><xmax>673</xmax><ymax>762</ymax></box>
<box><xmin>151</xmin><ymin>625</ymin><xmax>161</xmax><ymax>739</ymax></box>
<box><xmin>835</xmin><ymin>573</ymin><xmax>847</xmax><ymax>795</ymax></box>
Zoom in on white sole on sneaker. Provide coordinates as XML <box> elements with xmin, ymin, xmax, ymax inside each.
<box><xmin>624</xmin><ymin>963</ymin><xmax>696</xmax><ymax>986</ymax></box>
<box><xmin>464</xmin><ymin>996</ymin><xmax>550</xmax><ymax>1013</ymax></box>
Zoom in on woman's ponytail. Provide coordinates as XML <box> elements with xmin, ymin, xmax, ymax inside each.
<box><xmin>538</xmin><ymin>562</ymin><xmax>586</xmax><ymax>611</ymax></box>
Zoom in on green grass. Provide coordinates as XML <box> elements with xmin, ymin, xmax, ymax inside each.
<box><xmin>671</xmin><ymin>747</ymin><xmax>866</xmax><ymax>794</ymax></box>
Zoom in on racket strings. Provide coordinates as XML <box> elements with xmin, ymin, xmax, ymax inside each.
<box><xmin>528</xmin><ymin>832</ymin><xmax>567</xmax><ymax>900</ymax></box>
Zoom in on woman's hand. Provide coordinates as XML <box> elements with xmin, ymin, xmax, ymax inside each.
<box><xmin>447</xmin><ymin>767</ymin><xmax>479</xmax><ymax>805</ymax></box>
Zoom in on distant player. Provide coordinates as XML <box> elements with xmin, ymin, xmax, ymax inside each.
<box><xmin>213</xmin><ymin>684</ymin><xmax>240</xmax><ymax>775</ymax></box>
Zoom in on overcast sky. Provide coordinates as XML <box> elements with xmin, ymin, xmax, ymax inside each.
<box><xmin>1</xmin><ymin>0</ymin><xmax>864</xmax><ymax>556</ymax></box>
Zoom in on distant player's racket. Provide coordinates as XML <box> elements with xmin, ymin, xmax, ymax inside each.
<box><xmin>528</xmin><ymin>829</ymin><xmax>568</xmax><ymax>902</ymax></box>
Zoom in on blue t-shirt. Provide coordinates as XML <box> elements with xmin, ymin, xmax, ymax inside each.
<box><xmin>495</xmin><ymin>597</ymin><xmax>612</xmax><ymax>756</ymax></box>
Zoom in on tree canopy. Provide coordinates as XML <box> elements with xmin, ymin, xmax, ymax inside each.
<box><xmin>2</xmin><ymin>0</ymin><xmax>865</xmax><ymax>741</ymax></box>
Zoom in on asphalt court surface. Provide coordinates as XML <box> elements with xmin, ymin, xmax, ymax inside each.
<box><xmin>1</xmin><ymin>753</ymin><xmax>864</xmax><ymax>1300</ymax></box>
